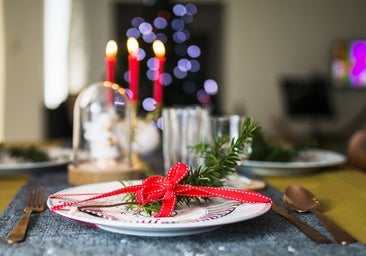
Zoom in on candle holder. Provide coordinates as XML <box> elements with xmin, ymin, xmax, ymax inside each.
<box><xmin>68</xmin><ymin>81</ymin><xmax>151</xmax><ymax>185</ymax></box>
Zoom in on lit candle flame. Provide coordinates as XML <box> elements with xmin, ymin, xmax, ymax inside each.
<box><xmin>105</xmin><ymin>40</ymin><xmax>118</xmax><ymax>57</ymax></box>
<box><xmin>153</xmin><ymin>40</ymin><xmax>165</xmax><ymax>57</ymax></box>
<box><xmin>127</xmin><ymin>37</ymin><xmax>139</xmax><ymax>56</ymax></box>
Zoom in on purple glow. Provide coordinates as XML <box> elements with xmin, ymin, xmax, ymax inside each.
<box><xmin>131</xmin><ymin>17</ymin><xmax>144</xmax><ymax>28</ymax></box>
<box><xmin>139</xmin><ymin>22</ymin><xmax>153</xmax><ymax>35</ymax></box>
<box><xmin>123</xmin><ymin>71</ymin><xmax>130</xmax><ymax>83</ymax></box>
<box><xmin>147</xmin><ymin>57</ymin><xmax>156</xmax><ymax>69</ymax></box>
<box><xmin>186</xmin><ymin>3</ymin><xmax>197</xmax><ymax>15</ymax></box>
<box><xmin>156</xmin><ymin>117</ymin><xmax>164</xmax><ymax>130</ymax></box>
<box><xmin>161</xmin><ymin>73</ymin><xmax>172</xmax><ymax>85</ymax></box>
<box><xmin>177</xmin><ymin>58</ymin><xmax>192</xmax><ymax>72</ymax></box>
<box><xmin>146</xmin><ymin>69</ymin><xmax>155</xmax><ymax>81</ymax></box>
<box><xmin>204</xmin><ymin>79</ymin><xmax>218</xmax><ymax>95</ymax></box>
<box><xmin>173</xmin><ymin>66</ymin><xmax>187</xmax><ymax>79</ymax></box>
<box><xmin>173</xmin><ymin>4</ymin><xmax>186</xmax><ymax>16</ymax></box>
<box><xmin>126</xmin><ymin>28</ymin><xmax>140</xmax><ymax>38</ymax></box>
<box><xmin>196</xmin><ymin>90</ymin><xmax>210</xmax><ymax>105</ymax></box>
<box><xmin>189</xmin><ymin>60</ymin><xmax>200</xmax><ymax>72</ymax></box>
<box><xmin>154</xmin><ymin>17</ymin><xmax>167</xmax><ymax>29</ymax></box>
<box><xmin>142</xmin><ymin>98</ymin><xmax>156</xmax><ymax>111</ymax></box>
<box><xmin>156</xmin><ymin>33</ymin><xmax>167</xmax><ymax>43</ymax></box>
<box><xmin>171</xmin><ymin>19</ymin><xmax>185</xmax><ymax>31</ymax></box>
<box><xmin>187</xmin><ymin>45</ymin><xmax>201</xmax><ymax>58</ymax></box>
<box><xmin>349</xmin><ymin>41</ymin><xmax>366</xmax><ymax>86</ymax></box>
<box><xmin>182</xmin><ymin>14</ymin><xmax>194</xmax><ymax>24</ymax></box>
<box><xmin>136</xmin><ymin>48</ymin><xmax>146</xmax><ymax>61</ymax></box>
<box><xmin>142</xmin><ymin>32</ymin><xmax>156</xmax><ymax>43</ymax></box>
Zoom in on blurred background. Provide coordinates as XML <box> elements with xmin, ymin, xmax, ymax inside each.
<box><xmin>1</xmin><ymin>0</ymin><xmax>366</xmax><ymax>153</ymax></box>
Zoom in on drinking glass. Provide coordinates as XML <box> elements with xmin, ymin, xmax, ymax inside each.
<box><xmin>162</xmin><ymin>106</ymin><xmax>210</xmax><ymax>172</ymax></box>
<box><xmin>210</xmin><ymin>115</ymin><xmax>252</xmax><ymax>163</ymax></box>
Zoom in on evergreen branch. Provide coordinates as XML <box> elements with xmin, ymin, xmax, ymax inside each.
<box><xmin>119</xmin><ymin>117</ymin><xmax>259</xmax><ymax>215</ymax></box>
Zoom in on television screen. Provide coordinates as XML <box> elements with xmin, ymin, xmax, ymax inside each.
<box><xmin>280</xmin><ymin>75</ymin><xmax>334</xmax><ymax>120</ymax></box>
<box><xmin>331</xmin><ymin>39</ymin><xmax>366</xmax><ymax>88</ymax></box>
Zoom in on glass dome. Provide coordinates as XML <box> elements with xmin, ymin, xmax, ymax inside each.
<box><xmin>69</xmin><ymin>82</ymin><xmax>136</xmax><ymax>183</ymax></box>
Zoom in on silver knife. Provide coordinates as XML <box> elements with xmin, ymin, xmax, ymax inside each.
<box><xmin>271</xmin><ymin>204</ymin><xmax>331</xmax><ymax>243</ymax></box>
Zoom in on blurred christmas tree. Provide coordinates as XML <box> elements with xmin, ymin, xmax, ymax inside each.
<box><xmin>113</xmin><ymin>0</ymin><xmax>221</xmax><ymax>115</ymax></box>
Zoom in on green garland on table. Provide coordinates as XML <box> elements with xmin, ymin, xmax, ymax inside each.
<box><xmin>122</xmin><ymin>117</ymin><xmax>259</xmax><ymax>216</ymax></box>
<box><xmin>0</xmin><ymin>143</ymin><xmax>50</xmax><ymax>162</ymax></box>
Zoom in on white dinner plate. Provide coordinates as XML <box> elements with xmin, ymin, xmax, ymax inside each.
<box><xmin>48</xmin><ymin>181</ymin><xmax>272</xmax><ymax>237</ymax></box>
<box><xmin>238</xmin><ymin>149</ymin><xmax>345</xmax><ymax>176</ymax></box>
<box><xmin>0</xmin><ymin>147</ymin><xmax>72</xmax><ymax>174</ymax></box>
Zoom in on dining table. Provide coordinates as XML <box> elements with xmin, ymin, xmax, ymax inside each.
<box><xmin>0</xmin><ymin>148</ymin><xmax>365</xmax><ymax>256</ymax></box>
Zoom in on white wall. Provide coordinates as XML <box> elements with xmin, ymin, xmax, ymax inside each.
<box><xmin>3</xmin><ymin>0</ymin><xmax>44</xmax><ymax>141</ymax></box>
<box><xmin>0</xmin><ymin>0</ymin><xmax>5</xmax><ymax>140</ymax></box>
<box><xmin>2</xmin><ymin>0</ymin><xmax>366</xmax><ymax>142</ymax></box>
<box><xmin>223</xmin><ymin>0</ymin><xmax>366</xmax><ymax>138</ymax></box>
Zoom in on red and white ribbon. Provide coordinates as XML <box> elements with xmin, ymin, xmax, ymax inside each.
<box><xmin>51</xmin><ymin>162</ymin><xmax>272</xmax><ymax>217</ymax></box>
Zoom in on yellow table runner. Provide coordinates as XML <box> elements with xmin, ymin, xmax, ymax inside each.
<box><xmin>0</xmin><ymin>174</ymin><xmax>28</xmax><ymax>212</ymax></box>
<box><xmin>264</xmin><ymin>167</ymin><xmax>366</xmax><ymax>244</ymax></box>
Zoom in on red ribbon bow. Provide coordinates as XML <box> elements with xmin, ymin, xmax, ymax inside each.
<box><xmin>51</xmin><ymin>162</ymin><xmax>272</xmax><ymax>217</ymax></box>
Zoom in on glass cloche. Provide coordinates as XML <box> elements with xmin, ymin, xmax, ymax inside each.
<box><xmin>68</xmin><ymin>81</ymin><xmax>144</xmax><ymax>185</ymax></box>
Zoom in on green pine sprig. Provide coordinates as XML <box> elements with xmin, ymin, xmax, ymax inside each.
<box><xmin>178</xmin><ymin>117</ymin><xmax>259</xmax><ymax>205</ymax></box>
<box><xmin>120</xmin><ymin>117</ymin><xmax>259</xmax><ymax>214</ymax></box>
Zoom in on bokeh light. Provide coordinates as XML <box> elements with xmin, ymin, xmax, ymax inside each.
<box><xmin>173</xmin><ymin>4</ymin><xmax>186</xmax><ymax>16</ymax></box>
<box><xmin>177</xmin><ymin>58</ymin><xmax>192</xmax><ymax>72</ymax></box>
<box><xmin>187</xmin><ymin>45</ymin><xmax>201</xmax><ymax>58</ymax></box>
<box><xmin>122</xmin><ymin>2</ymin><xmax>218</xmax><ymax>112</ymax></box>
<box><xmin>142</xmin><ymin>97</ymin><xmax>156</xmax><ymax>111</ymax></box>
<box><xmin>126</xmin><ymin>28</ymin><xmax>140</xmax><ymax>38</ymax></box>
<box><xmin>142</xmin><ymin>32</ymin><xmax>156</xmax><ymax>43</ymax></box>
<box><xmin>173</xmin><ymin>66</ymin><xmax>187</xmax><ymax>79</ymax></box>
<box><xmin>204</xmin><ymin>79</ymin><xmax>218</xmax><ymax>95</ymax></box>
<box><xmin>131</xmin><ymin>17</ymin><xmax>144</xmax><ymax>28</ymax></box>
<box><xmin>171</xmin><ymin>18</ymin><xmax>185</xmax><ymax>31</ymax></box>
<box><xmin>196</xmin><ymin>90</ymin><xmax>211</xmax><ymax>105</ymax></box>
<box><xmin>186</xmin><ymin>3</ymin><xmax>197</xmax><ymax>15</ymax></box>
<box><xmin>154</xmin><ymin>17</ymin><xmax>167</xmax><ymax>29</ymax></box>
<box><xmin>161</xmin><ymin>73</ymin><xmax>172</xmax><ymax>85</ymax></box>
<box><xmin>139</xmin><ymin>22</ymin><xmax>153</xmax><ymax>35</ymax></box>
<box><xmin>189</xmin><ymin>59</ymin><xmax>200</xmax><ymax>72</ymax></box>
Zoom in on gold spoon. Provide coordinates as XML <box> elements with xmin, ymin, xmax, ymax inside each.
<box><xmin>283</xmin><ymin>184</ymin><xmax>357</xmax><ymax>245</ymax></box>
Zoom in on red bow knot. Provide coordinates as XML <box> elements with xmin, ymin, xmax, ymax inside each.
<box><xmin>51</xmin><ymin>162</ymin><xmax>272</xmax><ymax>218</ymax></box>
<box><xmin>135</xmin><ymin>162</ymin><xmax>189</xmax><ymax>217</ymax></box>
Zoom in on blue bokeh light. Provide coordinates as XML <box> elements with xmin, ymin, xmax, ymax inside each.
<box><xmin>142</xmin><ymin>97</ymin><xmax>156</xmax><ymax>111</ymax></box>
<box><xmin>204</xmin><ymin>79</ymin><xmax>218</xmax><ymax>95</ymax></box>
<box><xmin>173</xmin><ymin>4</ymin><xmax>187</xmax><ymax>17</ymax></box>
<box><xmin>177</xmin><ymin>58</ymin><xmax>192</xmax><ymax>72</ymax></box>
<box><xmin>153</xmin><ymin>17</ymin><xmax>167</xmax><ymax>29</ymax></box>
<box><xmin>187</xmin><ymin>45</ymin><xmax>201</xmax><ymax>58</ymax></box>
<box><xmin>126</xmin><ymin>28</ymin><xmax>140</xmax><ymax>38</ymax></box>
<box><xmin>132</xmin><ymin>17</ymin><xmax>144</xmax><ymax>28</ymax></box>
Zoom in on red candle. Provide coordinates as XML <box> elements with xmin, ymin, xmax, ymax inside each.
<box><xmin>152</xmin><ymin>40</ymin><xmax>166</xmax><ymax>104</ymax></box>
<box><xmin>127</xmin><ymin>37</ymin><xmax>140</xmax><ymax>102</ymax></box>
<box><xmin>105</xmin><ymin>40</ymin><xmax>118</xmax><ymax>105</ymax></box>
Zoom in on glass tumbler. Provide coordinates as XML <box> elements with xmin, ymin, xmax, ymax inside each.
<box><xmin>162</xmin><ymin>106</ymin><xmax>210</xmax><ymax>172</ymax></box>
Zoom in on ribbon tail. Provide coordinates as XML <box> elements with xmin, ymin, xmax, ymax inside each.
<box><xmin>176</xmin><ymin>185</ymin><xmax>273</xmax><ymax>204</ymax></box>
<box><xmin>51</xmin><ymin>185</ymin><xmax>142</xmax><ymax>212</ymax></box>
<box><xmin>154</xmin><ymin>195</ymin><xmax>177</xmax><ymax>217</ymax></box>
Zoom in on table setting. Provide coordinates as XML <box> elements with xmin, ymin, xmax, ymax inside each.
<box><xmin>1</xmin><ymin>15</ymin><xmax>366</xmax><ymax>256</ymax></box>
<box><xmin>1</xmin><ymin>109</ymin><xmax>366</xmax><ymax>255</ymax></box>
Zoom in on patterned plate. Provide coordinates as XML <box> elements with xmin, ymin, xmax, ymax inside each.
<box><xmin>48</xmin><ymin>181</ymin><xmax>271</xmax><ymax>236</ymax></box>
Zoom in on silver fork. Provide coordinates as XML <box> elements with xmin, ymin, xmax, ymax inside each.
<box><xmin>6</xmin><ymin>187</ymin><xmax>46</xmax><ymax>244</ymax></box>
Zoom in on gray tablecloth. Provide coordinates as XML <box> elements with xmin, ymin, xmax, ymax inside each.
<box><xmin>0</xmin><ymin>170</ymin><xmax>365</xmax><ymax>256</ymax></box>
